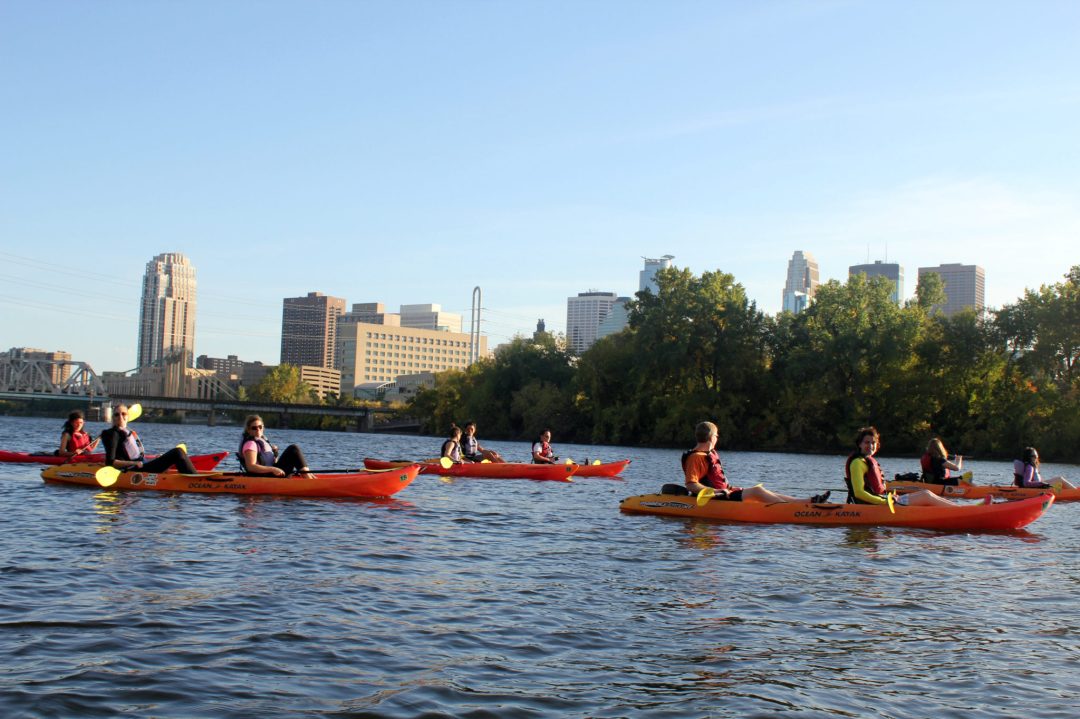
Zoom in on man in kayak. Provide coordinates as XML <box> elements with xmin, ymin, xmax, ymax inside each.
<box><xmin>848</xmin><ymin>427</ymin><xmax>982</xmax><ymax>506</ymax></box>
<box><xmin>685</xmin><ymin>421</ymin><xmax>830</xmax><ymax>503</ymax></box>
<box><xmin>101</xmin><ymin>404</ymin><xmax>197</xmax><ymax>474</ymax></box>
<box><xmin>531</xmin><ymin>429</ymin><xmax>558</xmax><ymax>464</ymax></box>
<box><xmin>56</xmin><ymin>410</ymin><xmax>100</xmax><ymax>458</ymax></box>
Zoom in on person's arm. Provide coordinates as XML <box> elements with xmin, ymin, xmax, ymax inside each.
<box><xmin>1022</xmin><ymin>464</ymin><xmax>1039</xmax><ymax>487</ymax></box>
<box><xmin>943</xmin><ymin>456</ymin><xmax>962</xmax><ymax>471</ymax></box>
<box><xmin>531</xmin><ymin>443</ymin><xmax>551</xmax><ymax>463</ymax></box>
<box><xmin>849</xmin><ymin>458</ymin><xmax>887</xmax><ymax>505</ymax></box>
<box><xmin>58</xmin><ymin>432</ymin><xmax>74</xmax><ymax>456</ymax></box>
<box><xmin>684</xmin><ymin>454</ymin><xmax>710</xmax><ymax>493</ymax></box>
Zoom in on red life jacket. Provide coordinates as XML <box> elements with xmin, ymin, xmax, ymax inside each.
<box><xmin>845</xmin><ymin>452</ymin><xmax>885</xmax><ymax>502</ymax></box>
<box><xmin>681</xmin><ymin>449</ymin><xmax>730</xmax><ymax>491</ymax></box>
<box><xmin>920</xmin><ymin>453</ymin><xmax>950</xmax><ymax>482</ymax></box>
<box><xmin>69</xmin><ymin>431</ymin><xmax>92</xmax><ymax>452</ymax></box>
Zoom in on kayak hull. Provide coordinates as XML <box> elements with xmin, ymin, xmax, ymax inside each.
<box><xmin>888</xmin><ymin>480</ymin><xmax>1080</xmax><ymax>503</ymax></box>
<box><xmin>363</xmin><ymin>458</ymin><xmax>575</xmax><ymax>481</ymax></box>
<box><xmin>570</xmin><ymin>460</ymin><xmax>631</xmax><ymax>478</ymax></box>
<box><xmin>619</xmin><ymin>492</ymin><xmax>1054</xmax><ymax>531</ymax></box>
<box><xmin>41</xmin><ymin>463</ymin><xmax>420</xmax><ymax>498</ymax></box>
<box><xmin>1</xmin><ymin>450</ymin><xmax>228</xmax><ymax>471</ymax></box>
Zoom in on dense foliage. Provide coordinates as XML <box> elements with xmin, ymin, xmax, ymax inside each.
<box><xmin>410</xmin><ymin>266</ymin><xmax>1080</xmax><ymax>462</ymax></box>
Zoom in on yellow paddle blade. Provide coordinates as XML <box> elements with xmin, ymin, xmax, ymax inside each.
<box><xmin>959</xmin><ymin>471</ymin><xmax>974</xmax><ymax>485</ymax></box>
<box><xmin>565</xmin><ymin>458</ymin><xmax>574</xmax><ymax>465</ymax></box>
<box><xmin>176</xmin><ymin>443</ymin><xmax>187</xmax><ymax>453</ymax></box>
<box><xmin>592</xmin><ymin>459</ymin><xmax>601</xmax><ymax>465</ymax></box>
<box><xmin>127</xmin><ymin>403</ymin><xmax>143</xmax><ymax>422</ymax></box>
<box><xmin>439</xmin><ymin>456</ymin><xmax>453</xmax><ymax>469</ymax></box>
<box><xmin>696</xmin><ymin>487</ymin><xmax>716</xmax><ymax>507</ymax></box>
<box><xmin>481</xmin><ymin>459</ymin><xmax>491</xmax><ymax>464</ymax></box>
<box><xmin>886</xmin><ymin>492</ymin><xmax>895</xmax><ymax>514</ymax></box>
<box><xmin>1052</xmin><ymin>479</ymin><xmax>1065</xmax><ymax>492</ymax></box>
<box><xmin>95</xmin><ymin>466</ymin><xmax>121</xmax><ymax>487</ymax></box>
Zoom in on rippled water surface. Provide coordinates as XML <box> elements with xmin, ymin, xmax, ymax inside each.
<box><xmin>2</xmin><ymin>415</ymin><xmax>1079</xmax><ymax>718</ymax></box>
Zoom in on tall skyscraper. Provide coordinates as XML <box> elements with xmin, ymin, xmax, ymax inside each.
<box><xmin>640</xmin><ymin>255</ymin><xmax>675</xmax><ymax>294</ymax></box>
<box><xmin>566</xmin><ymin>291</ymin><xmax>618</xmax><ymax>355</ymax></box>
<box><xmin>849</xmin><ymin>260</ymin><xmax>904</xmax><ymax>305</ymax></box>
<box><xmin>138</xmin><ymin>252</ymin><xmax>197</xmax><ymax>369</ymax></box>
<box><xmin>280</xmin><ymin>292</ymin><xmax>346</xmax><ymax>369</ymax></box>
<box><xmin>917</xmin><ymin>263</ymin><xmax>986</xmax><ymax>317</ymax></box>
<box><xmin>782</xmin><ymin>250</ymin><xmax>820</xmax><ymax>314</ymax></box>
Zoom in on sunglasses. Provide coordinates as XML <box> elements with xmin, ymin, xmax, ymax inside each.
<box><xmin>249</xmin><ymin>424</ymin><xmax>264</xmax><ymax>430</ymax></box>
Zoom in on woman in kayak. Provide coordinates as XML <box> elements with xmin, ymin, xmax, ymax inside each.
<box><xmin>240</xmin><ymin>415</ymin><xmax>314</xmax><ymax>479</ymax></box>
<box><xmin>685</xmin><ymin>421</ymin><xmax>830</xmax><ymax>503</ymax></box>
<box><xmin>920</xmin><ymin>437</ymin><xmax>963</xmax><ymax>485</ymax></box>
<box><xmin>441</xmin><ymin>424</ymin><xmax>465</xmax><ymax>464</ymax></box>
<box><xmin>101</xmin><ymin>404</ymin><xmax>197</xmax><ymax>474</ymax></box>
<box><xmin>1014</xmin><ymin>447</ymin><xmax>1076</xmax><ymax>489</ymax></box>
<box><xmin>461</xmin><ymin>421</ymin><xmax>504</xmax><ymax>463</ymax></box>
<box><xmin>848</xmin><ymin>427</ymin><xmax>982</xmax><ymax>506</ymax></box>
<box><xmin>57</xmin><ymin>410</ymin><xmax>100</xmax><ymax>457</ymax></box>
<box><xmin>531</xmin><ymin>429</ymin><xmax>558</xmax><ymax>464</ymax></box>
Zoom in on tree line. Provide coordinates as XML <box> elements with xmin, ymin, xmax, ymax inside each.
<box><xmin>409</xmin><ymin>265</ymin><xmax>1080</xmax><ymax>462</ymax></box>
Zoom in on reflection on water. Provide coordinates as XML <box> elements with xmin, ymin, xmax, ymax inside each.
<box><xmin>2</xmin><ymin>416</ymin><xmax>1080</xmax><ymax>717</ymax></box>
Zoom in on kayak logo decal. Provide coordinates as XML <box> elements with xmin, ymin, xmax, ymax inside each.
<box><xmin>640</xmin><ymin>501</ymin><xmax>694</xmax><ymax>509</ymax></box>
<box><xmin>130</xmin><ymin>473</ymin><xmax>144</xmax><ymax>485</ymax></box>
<box><xmin>399</xmin><ymin>473</ymin><xmax>410</xmax><ymax>482</ymax></box>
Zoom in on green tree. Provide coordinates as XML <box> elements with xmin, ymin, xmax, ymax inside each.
<box><xmin>249</xmin><ymin>364</ymin><xmax>314</xmax><ymax>404</ymax></box>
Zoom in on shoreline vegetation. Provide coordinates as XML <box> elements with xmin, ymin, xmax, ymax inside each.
<box><xmin>5</xmin><ymin>266</ymin><xmax>1078</xmax><ymax>463</ymax></box>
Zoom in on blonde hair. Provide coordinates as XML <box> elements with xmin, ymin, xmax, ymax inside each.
<box><xmin>926</xmin><ymin>438</ymin><xmax>947</xmax><ymax>460</ymax></box>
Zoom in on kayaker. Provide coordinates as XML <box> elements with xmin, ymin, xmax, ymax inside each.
<box><xmin>1013</xmin><ymin>447</ymin><xmax>1076</xmax><ymax>489</ymax></box>
<box><xmin>847</xmin><ymin>427</ymin><xmax>981</xmax><ymax>506</ymax></box>
<box><xmin>56</xmin><ymin>410</ymin><xmax>100</xmax><ymax>457</ymax></box>
<box><xmin>239</xmin><ymin>415</ymin><xmax>314</xmax><ymax>479</ymax></box>
<box><xmin>685</xmin><ymin>421</ymin><xmax>830</xmax><ymax>503</ymax></box>
<box><xmin>531</xmin><ymin>429</ymin><xmax>558</xmax><ymax>464</ymax></box>
<box><xmin>920</xmin><ymin>438</ymin><xmax>963</xmax><ymax>485</ymax></box>
<box><xmin>461</xmin><ymin>421</ymin><xmax>504</xmax><ymax>463</ymax></box>
<box><xmin>101</xmin><ymin>404</ymin><xmax>197</xmax><ymax>474</ymax></box>
<box><xmin>441</xmin><ymin>424</ymin><xmax>465</xmax><ymax>464</ymax></box>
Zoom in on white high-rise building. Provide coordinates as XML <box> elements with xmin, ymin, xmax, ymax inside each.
<box><xmin>640</xmin><ymin>255</ymin><xmax>675</xmax><ymax>294</ymax></box>
<box><xmin>566</xmin><ymin>291</ymin><xmax>618</xmax><ymax>355</ymax></box>
<box><xmin>917</xmin><ymin>263</ymin><xmax>986</xmax><ymax>317</ymax></box>
<box><xmin>138</xmin><ymin>252</ymin><xmax>197</xmax><ymax>369</ymax></box>
<box><xmin>400</xmin><ymin>304</ymin><xmax>462</xmax><ymax>333</ymax></box>
<box><xmin>782</xmin><ymin>250</ymin><xmax>820</xmax><ymax>314</ymax></box>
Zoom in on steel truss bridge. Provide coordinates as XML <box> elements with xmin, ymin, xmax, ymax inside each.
<box><xmin>0</xmin><ymin>355</ymin><xmax>416</xmax><ymax>431</ymax></box>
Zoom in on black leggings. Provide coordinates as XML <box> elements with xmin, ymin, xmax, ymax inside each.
<box><xmin>140</xmin><ymin>448</ymin><xmax>197</xmax><ymax>474</ymax></box>
<box><xmin>273</xmin><ymin>445</ymin><xmax>309</xmax><ymax>475</ymax></box>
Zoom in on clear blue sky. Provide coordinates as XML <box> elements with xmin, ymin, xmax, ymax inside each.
<box><xmin>3</xmin><ymin>1</ymin><xmax>1078</xmax><ymax>372</ymax></box>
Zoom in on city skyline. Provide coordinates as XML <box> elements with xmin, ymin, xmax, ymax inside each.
<box><xmin>3</xmin><ymin>3</ymin><xmax>1079</xmax><ymax>372</ymax></box>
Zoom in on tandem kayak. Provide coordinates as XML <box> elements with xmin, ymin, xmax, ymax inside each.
<box><xmin>569</xmin><ymin>460</ymin><xmax>631</xmax><ymax>478</ymax></box>
<box><xmin>363</xmin><ymin>458</ymin><xmax>576</xmax><ymax>482</ymax></box>
<box><xmin>619</xmin><ymin>492</ymin><xmax>1054</xmax><ymax>531</ymax></box>
<box><xmin>1</xmin><ymin>450</ymin><xmax>228</xmax><ymax>471</ymax></box>
<box><xmin>41</xmin><ymin>463</ymin><xmax>420</xmax><ymax>498</ymax></box>
<box><xmin>888</xmin><ymin>479</ymin><xmax>1080</xmax><ymax>503</ymax></box>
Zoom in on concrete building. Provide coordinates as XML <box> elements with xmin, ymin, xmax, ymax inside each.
<box><xmin>280</xmin><ymin>292</ymin><xmax>346</xmax><ymax>369</ymax></box>
<box><xmin>335</xmin><ymin>322</ymin><xmax>484</xmax><ymax>395</ymax></box>
<box><xmin>400</xmin><ymin>304</ymin><xmax>462</xmax><ymax>333</ymax></box>
<box><xmin>138</xmin><ymin>252</ymin><xmax>196</xmax><ymax>370</ymax></box>
<box><xmin>566</xmin><ymin>291</ymin><xmax>618</xmax><ymax>355</ymax></box>
<box><xmin>918</xmin><ymin>263</ymin><xmax>986</xmax><ymax>317</ymax></box>
<box><xmin>1</xmin><ymin>347</ymin><xmax>73</xmax><ymax>385</ymax></box>
<box><xmin>782</xmin><ymin>250</ymin><xmax>820</xmax><ymax>314</ymax></box>
<box><xmin>338</xmin><ymin>302</ymin><xmax>401</xmax><ymax>327</ymax></box>
<box><xmin>298</xmin><ymin>365</ymin><xmax>342</xmax><ymax>400</ymax></box>
<box><xmin>640</xmin><ymin>255</ymin><xmax>675</xmax><ymax>294</ymax></box>
<box><xmin>849</xmin><ymin>260</ymin><xmax>904</xmax><ymax>304</ymax></box>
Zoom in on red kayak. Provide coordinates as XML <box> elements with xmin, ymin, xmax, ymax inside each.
<box><xmin>0</xmin><ymin>449</ymin><xmax>228</xmax><ymax>472</ymax></box>
<box><xmin>41</xmin><ymin>463</ymin><xmax>419</xmax><ymax>498</ymax></box>
<box><xmin>571</xmin><ymin>459</ymin><xmax>630</xmax><ymax>478</ymax></box>
<box><xmin>364</xmin><ymin>458</ymin><xmax>576</xmax><ymax>482</ymax></box>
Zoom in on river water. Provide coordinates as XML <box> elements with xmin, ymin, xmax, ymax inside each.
<box><xmin>1</xmin><ymin>415</ymin><xmax>1078</xmax><ymax>718</ymax></box>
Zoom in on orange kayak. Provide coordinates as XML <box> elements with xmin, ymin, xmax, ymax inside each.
<box><xmin>0</xmin><ymin>450</ymin><xmax>228</xmax><ymax>471</ymax></box>
<box><xmin>41</xmin><ymin>463</ymin><xmax>419</xmax><ymax>498</ymax></box>
<box><xmin>888</xmin><ymin>480</ymin><xmax>1080</xmax><ymax>503</ymax></box>
<box><xmin>570</xmin><ymin>460</ymin><xmax>630</xmax><ymax>478</ymax></box>
<box><xmin>363</xmin><ymin>458</ymin><xmax>575</xmax><ymax>482</ymax></box>
<box><xmin>619</xmin><ymin>492</ymin><xmax>1054</xmax><ymax>531</ymax></box>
